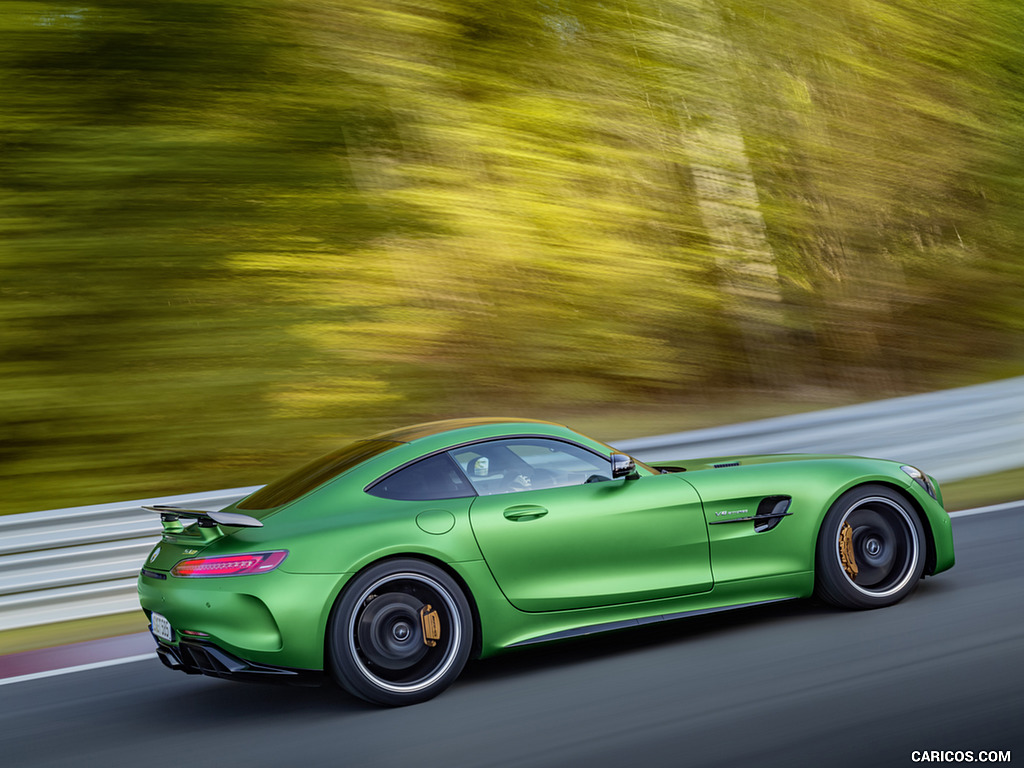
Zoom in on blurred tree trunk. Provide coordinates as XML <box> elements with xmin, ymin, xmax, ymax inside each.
<box><xmin>683</xmin><ymin>0</ymin><xmax>785</xmax><ymax>385</ymax></box>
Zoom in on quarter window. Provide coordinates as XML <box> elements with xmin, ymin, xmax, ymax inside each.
<box><xmin>367</xmin><ymin>453</ymin><xmax>474</xmax><ymax>501</ymax></box>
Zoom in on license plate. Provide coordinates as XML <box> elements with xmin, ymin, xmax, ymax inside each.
<box><xmin>151</xmin><ymin>612</ymin><xmax>173</xmax><ymax>643</ymax></box>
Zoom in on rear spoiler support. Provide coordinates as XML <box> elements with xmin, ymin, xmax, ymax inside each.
<box><xmin>143</xmin><ymin>505</ymin><xmax>264</xmax><ymax>533</ymax></box>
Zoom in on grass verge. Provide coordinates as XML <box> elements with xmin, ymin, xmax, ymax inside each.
<box><xmin>0</xmin><ymin>612</ymin><xmax>149</xmax><ymax>656</ymax></box>
<box><xmin>939</xmin><ymin>466</ymin><xmax>1024</xmax><ymax>512</ymax></box>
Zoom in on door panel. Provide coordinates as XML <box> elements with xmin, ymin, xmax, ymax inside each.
<box><xmin>469</xmin><ymin>473</ymin><xmax>712</xmax><ymax>612</ymax></box>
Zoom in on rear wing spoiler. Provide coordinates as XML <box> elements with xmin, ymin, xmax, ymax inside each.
<box><xmin>143</xmin><ymin>504</ymin><xmax>264</xmax><ymax>530</ymax></box>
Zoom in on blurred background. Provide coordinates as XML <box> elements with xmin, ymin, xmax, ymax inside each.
<box><xmin>2</xmin><ymin>0</ymin><xmax>1023</xmax><ymax>514</ymax></box>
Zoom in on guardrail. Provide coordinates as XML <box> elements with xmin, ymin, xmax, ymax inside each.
<box><xmin>619</xmin><ymin>374</ymin><xmax>1024</xmax><ymax>482</ymax></box>
<box><xmin>0</xmin><ymin>488</ymin><xmax>258</xmax><ymax>633</ymax></box>
<box><xmin>1</xmin><ymin>376</ymin><xmax>1022</xmax><ymax>633</ymax></box>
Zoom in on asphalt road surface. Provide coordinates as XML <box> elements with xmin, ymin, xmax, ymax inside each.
<box><xmin>2</xmin><ymin>505</ymin><xmax>1021</xmax><ymax>768</ymax></box>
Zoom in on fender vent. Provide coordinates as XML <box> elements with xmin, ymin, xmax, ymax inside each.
<box><xmin>713</xmin><ymin>462</ymin><xmax>740</xmax><ymax>468</ymax></box>
<box><xmin>755</xmin><ymin>496</ymin><xmax>792</xmax><ymax>533</ymax></box>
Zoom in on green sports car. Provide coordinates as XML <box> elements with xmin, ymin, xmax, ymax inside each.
<box><xmin>137</xmin><ymin>418</ymin><xmax>954</xmax><ymax>706</ymax></box>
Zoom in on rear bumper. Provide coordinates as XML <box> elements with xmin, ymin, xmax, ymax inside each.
<box><xmin>138</xmin><ymin>568</ymin><xmax>347</xmax><ymax>671</ymax></box>
<box><xmin>154</xmin><ymin>637</ymin><xmax>323</xmax><ymax>687</ymax></box>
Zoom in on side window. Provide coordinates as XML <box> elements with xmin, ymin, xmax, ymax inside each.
<box><xmin>450</xmin><ymin>439</ymin><xmax>612</xmax><ymax>496</ymax></box>
<box><xmin>367</xmin><ymin>453</ymin><xmax>474</xmax><ymax>501</ymax></box>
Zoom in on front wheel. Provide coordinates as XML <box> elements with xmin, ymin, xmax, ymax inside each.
<box><xmin>327</xmin><ymin>559</ymin><xmax>473</xmax><ymax>706</ymax></box>
<box><xmin>815</xmin><ymin>484</ymin><xmax>926</xmax><ymax>609</ymax></box>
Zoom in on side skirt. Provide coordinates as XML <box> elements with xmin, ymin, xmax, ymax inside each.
<box><xmin>508</xmin><ymin>597</ymin><xmax>796</xmax><ymax>648</ymax></box>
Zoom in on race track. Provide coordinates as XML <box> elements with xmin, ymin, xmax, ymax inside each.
<box><xmin>3</xmin><ymin>505</ymin><xmax>1021</xmax><ymax>768</ymax></box>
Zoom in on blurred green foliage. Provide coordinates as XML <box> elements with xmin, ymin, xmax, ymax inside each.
<box><xmin>2</xmin><ymin>0</ymin><xmax>1023</xmax><ymax>513</ymax></box>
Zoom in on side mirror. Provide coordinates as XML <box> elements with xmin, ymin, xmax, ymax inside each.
<box><xmin>611</xmin><ymin>453</ymin><xmax>639</xmax><ymax>480</ymax></box>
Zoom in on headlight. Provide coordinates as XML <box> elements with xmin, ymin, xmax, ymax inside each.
<box><xmin>901</xmin><ymin>465</ymin><xmax>937</xmax><ymax>499</ymax></box>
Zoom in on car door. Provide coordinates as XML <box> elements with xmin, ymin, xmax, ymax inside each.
<box><xmin>458</xmin><ymin>438</ymin><xmax>712</xmax><ymax>612</ymax></box>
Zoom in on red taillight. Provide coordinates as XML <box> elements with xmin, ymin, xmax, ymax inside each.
<box><xmin>171</xmin><ymin>550</ymin><xmax>288</xmax><ymax>578</ymax></box>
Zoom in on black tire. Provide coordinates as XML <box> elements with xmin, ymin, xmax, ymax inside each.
<box><xmin>327</xmin><ymin>558</ymin><xmax>473</xmax><ymax>706</ymax></box>
<box><xmin>815</xmin><ymin>484</ymin><xmax>926</xmax><ymax>609</ymax></box>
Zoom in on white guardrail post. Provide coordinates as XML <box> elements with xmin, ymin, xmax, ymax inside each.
<box><xmin>1</xmin><ymin>376</ymin><xmax>1022</xmax><ymax>633</ymax></box>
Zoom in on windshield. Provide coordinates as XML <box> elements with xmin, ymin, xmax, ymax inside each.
<box><xmin>237</xmin><ymin>439</ymin><xmax>402</xmax><ymax>510</ymax></box>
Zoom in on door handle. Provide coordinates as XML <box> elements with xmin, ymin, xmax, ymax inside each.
<box><xmin>503</xmin><ymin>505</ymin><xmax>548</xmax><ymax>521</ymax></box>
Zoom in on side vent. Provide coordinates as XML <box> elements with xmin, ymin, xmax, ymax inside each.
<box><xmin>754</xmin><ymin>496</ymin><xmax>792</xmax><ymax>533</ymax></box>
<box><xmin>712</xmin><ymin>461</ymin><xmax>740</xmax><ymax>469</ymax></box>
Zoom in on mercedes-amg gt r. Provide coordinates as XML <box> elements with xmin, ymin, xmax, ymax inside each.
<box><xmin>138</xmin><ymin>418</ymin><xmax>954</xmax><ymax>705</ymax></box>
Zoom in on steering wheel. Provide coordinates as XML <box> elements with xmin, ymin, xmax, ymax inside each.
<box><xmin>503</xmin><ymin>473</ymin><xmax>534</xmax><ymax>492</ymax></box>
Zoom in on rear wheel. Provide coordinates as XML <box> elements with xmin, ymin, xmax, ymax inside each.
<box><xmin>815</xmin><ymin>484</ymin><xmax>925</xmax><ymax>609</ymax></box>
<box><xmin>327</xmin><ymin>559</ymin><xmax>473</xmax><ymax>706</ymax></box>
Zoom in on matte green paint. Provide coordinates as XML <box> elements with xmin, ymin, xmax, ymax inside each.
<box><xmin>137</xmin><ymin>419</ymin><xmax>955</xmax><ymax>673</ymax></box>
<box><xmin>469</xmin><ymin>473</ymin><xmax>711</xmax><ymax>611</ymax></box>
<box><xmin>416</xmin><ymin>509</ymin><xmax>456</xmax><ymax>535</ymax></box>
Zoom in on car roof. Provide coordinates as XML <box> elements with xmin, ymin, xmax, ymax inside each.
<box><xmin>233</xmin><ymin>418</ymin><xmax>621</xmax><ymax>513</ymax></box>
<box><xmin>364</xmin><ymin>418</ymin><xmax>564</xmax><ymax>444</ymax></box>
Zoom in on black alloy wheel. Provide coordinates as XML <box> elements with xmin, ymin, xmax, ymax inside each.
<box><xmin>328</xmin><ymin>558</ymin><xmax>473</xmax><ymax>706</ymax></box>
<box><xmin>815</xmin><ymin>484</ymin><xmax>926</xmax><ymax>609</ymax></box>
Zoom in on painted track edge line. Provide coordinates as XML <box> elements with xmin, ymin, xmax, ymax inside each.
<box><xmin>948</xmin><ymin>500</ymin><xmax>1023</xmax><ymax>518</ymax></box>
<box><xmin>0</xmin><ymin>653</ymin><xmax>156</xmax><ymax>686</ymax></box>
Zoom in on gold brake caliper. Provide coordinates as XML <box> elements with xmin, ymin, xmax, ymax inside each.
<box><xmin>839</xmin><ymin>522</ymin><xmax>858</xmax><ymax>580</ymax></box>
<box><xmin>419</xmin><ymin>604</ymin><xmax>441</xmax><ymax>647</ymax></box>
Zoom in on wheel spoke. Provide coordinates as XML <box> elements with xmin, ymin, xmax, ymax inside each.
<box><xmin>356</xmin><ymin>592</ymin><xmax>429</xmax><ymax>670</ymax></box>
